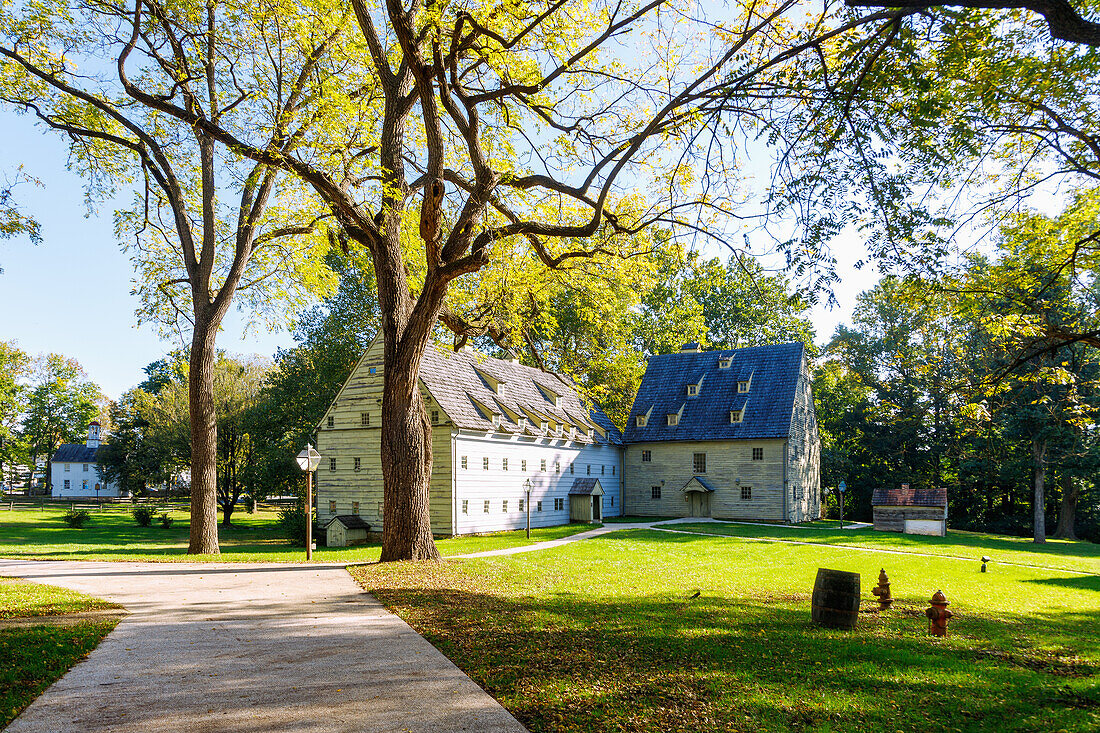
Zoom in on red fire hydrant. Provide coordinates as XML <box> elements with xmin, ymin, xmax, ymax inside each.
<box><xmin>925</xmin><ymin>590</ymin><xmax>953</xmax><ymax>637</ymax></box>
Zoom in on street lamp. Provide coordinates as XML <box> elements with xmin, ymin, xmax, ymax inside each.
<box><xmin>837</xmin><ymin>480</ymin><xmax>846</xmax><ymax>529</ymax></box>
<box><xmin>296</xmin><ymin>443</ymin><xmax>322</xmax><ymax>560</ymax></box>
<box><xmin>523</xmin><ymin>478</ymin><xmax>532</xmax><ymax>539</ymax></box>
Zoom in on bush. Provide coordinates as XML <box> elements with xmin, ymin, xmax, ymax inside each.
<box><xmin>62</xmin><ymin>509</ymin><xmax>91</xmax><ymax>528</ymax></box>
<box><xmin>242</xmin><ymin>494</ymin><xmax>255</xmax><ymax>513</ymax></box>
<box><xmin>158</xmin><ymin>512</ymin><xmax>174</xmax><ymax>529</ymax></box>
<box><xmin>132</xmin><ymin>506</ymin><xmax>155</xmax><ymax>527</ymax></box>
<box><xmin>277</xmin><ymin>496</ymin><xmax>308</xmax><ymax>545</ymax></box>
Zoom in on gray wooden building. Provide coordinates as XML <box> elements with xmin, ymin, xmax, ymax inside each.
<box><xmin>622</xmin><ymin>342</ymin><xmax>821</xmax><ymax>523</ymax></box>
<box><xmin>871</xmin><ymin>486</ymin><xmax>947</xmax><ymax>536</ymax></box>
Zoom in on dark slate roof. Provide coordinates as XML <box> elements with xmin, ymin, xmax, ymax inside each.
<box><xmin>682</xmin><ymin>476</ymin><xmax>717</xmax><ymax>492</ymax></box>
<box><xmin>568</xmin><ymin>478</ymin><xmax>604</xmax><ymax>496</ymax></box>
<box><xmin>51</xmin><ymin>444</ymin><xmax>105</xmax><ymax>463</ymax></box>
<box><xmin>419</xmin><ymin>345</ymin><xmax>622</xmax><ymax>445</ymax></box>
<box><xmin>325</xmin><ymin>514</ymin><xmax>372</xmax><ymax>530</ymax></box>
<box><xmin>624</xmin><ymin>343</ymin><xmax>807</xmax><ymax>443</ymax></box>
<box><xmin>871</xmin><ymin>487</ymin><xmax>947</xmax><ymax>507</ymax></box>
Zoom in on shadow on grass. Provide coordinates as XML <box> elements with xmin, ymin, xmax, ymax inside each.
<box><xmin>361</xmin><ymin>577</ymin><xmax>1100</xmax><ymax>733</ymax></box>
<box><xmin>1025</xmin><ymin>575</ymin><xmax>1100</xmax><ymax>592</ymax></box>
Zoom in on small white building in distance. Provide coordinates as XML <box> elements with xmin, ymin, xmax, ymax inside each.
<box><xmin>315</xmin><ymin>337</ymin><xmax>623</xmax><ymax>543</ymax></box>
<box><xmin>51</xmin><ymin>421</ymin><xmax>121</xmax><ymax>499</ymax></box>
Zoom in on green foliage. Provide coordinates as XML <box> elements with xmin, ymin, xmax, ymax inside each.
<box><xmin>143</xmin><ymin>352</ymin><xmax>273</xmax><ymax>524</ymax></box>
<box><xmin>131</xmin><ymin>506</ymin><xmax>154</xmax><ymax>527</ymax></box>
<box><xmin>157</xmin><ymin>512</ymin><xmax>173</xmax><ymax>529</ymax></box>
<box><xmin>61</xmin><ymin>509</ymin><xmax>90</xmax><ymax>528</ymax></box>
<box><xmin>277</xmin><ymin>495</ymin><xmax>309</xmax><ymax>546</ymax></box>
<box><xmin>98</xmin><ymin>384</ymin><xmax>179</xmax><ymax>497</ymax></box>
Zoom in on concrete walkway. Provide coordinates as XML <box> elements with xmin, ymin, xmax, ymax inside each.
<box><xmin>0</xmin><ymin>560</ymin><xmax>526</xmax><ymax>733</ymax></box>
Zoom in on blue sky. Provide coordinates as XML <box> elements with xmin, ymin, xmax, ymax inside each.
<box><xmin>0</xmin><ymin>109</ymin><xmax>875</xmax><ymax>401</ymax></box>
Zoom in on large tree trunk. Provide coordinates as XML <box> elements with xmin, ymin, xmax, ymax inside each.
<box><xmin>1052</xmin><ymin>473</ymin><xmax>1079</xmax><ymax>540</ymax></box>
<box><xmin>188</xmin><ymin>321</ymin><xmax>220</xmax><ymax>554</ymax></box>
<box><xmin>1032</xmin><ymin>435</ymin><xmax>1047</xmax><ymax>544</ymax></box>
<box><xmin>376</xmin><ymin>287</ymin><xmax>443</xmax><ymax>562</ymax></box>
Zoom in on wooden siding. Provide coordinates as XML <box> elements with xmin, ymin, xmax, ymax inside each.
<box><xmin>453</xmin><ymin>434</ymin><xmax>621</xmax><ymax>533</ymax></box>
<box><xmin>624</xmin><ymin>439</ymin><xmax>787</xmax><ymax>521</ymax></box>
<box><xmin>786</xmin><ymin>354</ymin><xmax>822</xmax><ymax>522</ymax></box>
<box><xmin>314</xmin><ymin>338</ymin><xmax>454</xmax><ymax>535</ymax></box>
<box><xmin>315</xmin><ymin>337</ymin><xmax>624</xmax><ymax>536</ymax></box>
<box><xmin>873</xmin><ymin>506</ymin><xmax>947</xmax><ymax>533</ymax></box>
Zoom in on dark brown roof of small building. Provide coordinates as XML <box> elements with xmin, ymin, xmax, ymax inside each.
<box><xmin>568</xmin><ymin>478</ymin><xmax>604</xmax><ymax>496</ymax></box>
<box><xmin>325</xmin><ymin>515</ymin><xmax>371</xmax><ymax>530</ymax></box>
<box><xmin>871</xmin><ymin>487</ymin><xmax>947</xmax><ymax>507</ymax></box>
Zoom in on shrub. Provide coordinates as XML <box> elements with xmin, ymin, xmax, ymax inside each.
<box><xmin>63</xmin><ymin>509</ymin><xmax>91</xmax><ymax>528</ymax></box>
<box><xmin>158</xmin><ymin>513</ymin><xmax>174</xmax><ymax>529</ymax></box>
<box><xmin>132</xmin><ymin>506</ymin><xmax>155</xmax><ymax>527</ymax></box>
<box><xmin>242</xmin><ymin>494</ymin><xmax>255</xmax><ymax>513</ymax></box>
<box><xmin>277</xmin><ymin>496</ymin><xmax>307</xmax><ymax>546</ymax></box>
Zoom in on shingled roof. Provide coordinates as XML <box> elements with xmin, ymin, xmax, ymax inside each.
<box><xmin>568</xmin><ymin>478</ymin><xmax>604</xmax><ymax>496</ymax></box>
<box><xmin>624</xmin><ymin>343</ymin><xmax>807</xmax><ymax>443</ymax></box>
<box><xmin>416</xmin><ymin>344</ymin><xmax>622</xmax><ymax>445</ymax></box>
<box><xmin>871</xmin><ymin>487</ymin><xmax>947</xmax><ymax>507</ymax></box>
<box><xmin>51</xmin><ymin>444</ymin><xmax>105</xmax><ymax>463</ymax></box>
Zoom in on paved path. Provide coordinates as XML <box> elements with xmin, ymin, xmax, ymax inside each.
<box><xmin>0</xmin><ymin>560</ymin><xmax>526</xmax><ymax>733</ymax></box>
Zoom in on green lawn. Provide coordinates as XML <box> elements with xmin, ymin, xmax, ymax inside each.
<box><xmin>0</xmin><ymin>577</ymin><xmax>120</xmax><ymax>618</ymax></box>
<box><xmin>657</xmin><ymin>521</ymin><xmax>1100</xmax><ymax>575</ymax></box>
<box><xmin>0</xmin><ymin>506</ymin><xmax>594</xmax><ymax>562</ymax></box>
<box><xmin>0</xmin><ymin>578</ymin><xmax>119</xmax><ymax>727</ymax></box>
<box><xmin>350</xmin><ymin>527</ymin><xmax>1100</xmax><ymax>732</ymax></box>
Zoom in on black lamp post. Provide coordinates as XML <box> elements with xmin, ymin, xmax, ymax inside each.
<box><xmin>524</xmin><ymin>478</ymin><xmax>532</xmax><ymax>539</ymax></box>
<box><xmin>296</xmin><ymin>444</ymin><xmax>322</xmax><ymax>560</ymax></box>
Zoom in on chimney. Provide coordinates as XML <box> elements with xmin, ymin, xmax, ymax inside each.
<box><xmin>679</xmin><ymin>342</ymin><xmax>702</xmax><ymax>353</ymax></box>
<box><xmin>86</xmin><ymin>421</ymin><xmax>101</xmax><ymax>449</ymax></box>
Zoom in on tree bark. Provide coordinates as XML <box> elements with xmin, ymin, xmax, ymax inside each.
<box><xmin>188</xmin><ymin>321</ymin><xmax>220</xmax><ymax>554</ymax></box>
<box><xmin>376</xmin><ymin>279</ymin><xmax>444</xmax><ymax>562</ymax></box>
<box><xmin>1031</xmin><ymin>435</ymin><xmax>1047</xmax><ymax>544</ymax></box>
<box><xmin>1052</xmin><ymin>473</ymin><xmax>1079</xmax><ymax>540</ymax></box>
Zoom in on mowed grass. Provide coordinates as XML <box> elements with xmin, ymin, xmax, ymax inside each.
<box><xmin>0</xmin><ymin>577</ymin><xmax>120</xmax><ymax>618</ymax></box>
<box><xmin>350</xmin><ymin>528</ymin><xmax>1100</xmax><ymax>733</ymax></box>
<box><xmin>0</xmin><ymin>506</ymin><xmax>593</xmax><ymax>562</ymax></box>
<box><xmin>1</xmin><ymin>579</ymin><xmax>119</xmax><ymax>727</ymax></box>
<box><xmin>658</xmin><ymin>521</ymin><xmax>1100</xmax><ymax>575</ymax></box>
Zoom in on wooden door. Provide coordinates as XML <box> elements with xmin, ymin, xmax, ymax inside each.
<box><xmin>689</xmin><ymin>493</ymin><xmax>709</xmax><ymax>517</ymax></box>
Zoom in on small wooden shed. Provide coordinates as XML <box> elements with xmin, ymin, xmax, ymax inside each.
<box><xmin>569</xmin><ymin>478</ymin><xmax>604</xmax><ymax>523</ymax></box>
<box><xmin>325</xmin><ymin>514</ymin><xmax>371</xmax><ymax>547</ymax></box>
<box><xmin>871</xmin><ymin>486</ymin><xmax>947</xmax><ymax>536</ymax></box>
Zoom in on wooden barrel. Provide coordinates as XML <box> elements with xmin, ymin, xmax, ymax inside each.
<box><xmin>811</xmin><ymin>568</ymin><xmax>861</xmax><ymax>629</ymax></box>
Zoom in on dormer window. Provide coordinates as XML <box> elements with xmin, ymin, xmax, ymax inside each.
<box><xmin>667</xmin><ymin>414</ymin><xmax>679</xmax><ymax>426</ymax></box>
<box><xmin>730</xmin><ymin>409</ymin><xmax>743</xmax><ymax>423</ymax></box>
<box><xmin>517</xmin><ymin>417</ymin><xmax>528</xmax><ymax>430</ymax></box>
<box><xmin>738</xmin><ymin>380</ymin><xmax>750</xmax><ymax>393</ymax></box>
<box><xmin>540</xmin><ymin>420</ymin><xmax>549</xmax><ymax>432</ymax></box>
<box><xmin>491</xmin><ymin>414</ymin><xmax>503</xmax><ymax>429</ymax></box>
<box><xmin>636</xmin><ymin>415</ymin><xmax>647</xmax><ymax>427</ymax></box>
<box><xmin>687</xmin><ymin>384</ymin><xmax>699</xmax><ymax>397</ymax></box>
<box><xmin>474</xmin><ymin>366</ymin><xmax>507</xmax><ymax>395</ymax></box>
<box><xmin>718</xmin><ymin>357</ymin><xmax>732</xmax><ymax>369</ymax></box>
<box><xmin>536</xmin><ymin>383</ymin><xmax>563</xmax><ymax>408</ymax></box>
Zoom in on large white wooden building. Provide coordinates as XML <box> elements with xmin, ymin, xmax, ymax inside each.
<box><xmin>314</xmin><ymin>338</ymin><xmax>623</xmax><ymax>543</ymax></box>
<box><xmin>50</xmin><ymin>422</ymin><xmax>122</xmax><ymax>499</ymax></box>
